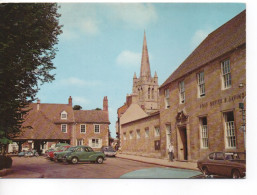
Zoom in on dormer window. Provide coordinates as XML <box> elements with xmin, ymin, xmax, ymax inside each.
<box><xmin>61</xmin><ymin>111</ymin><xmax>67</xmax><ymax>119</ymax></box>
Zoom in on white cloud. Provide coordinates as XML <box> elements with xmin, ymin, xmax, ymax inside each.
<box><xmin>73</xmin><ymin>96</ymin><xmax>90</xmax><ymax>107</ymax></box>
<box><xmin>58</xmin><ymin>3</ymin><xmax>158</xmax><ymax>40</ymax></box>
<box><xmin>59</xmin><ymin>77</ymin><xmax>102</xmax><ymax>87</ymax></box>
<box><xmin>116</xmin><ymin>50</ymin><xmax>141</xmax><ymax>68</ymax></box>
<box><xmin>108</xmin><ymin>4</ymin><xmax>158</xmax><ymax>28</ymax></box>
<box><xmin>81</xmin><ymin>19</ymin><xmax>99</xmax><ymax>35</ymax></box>
<box><xmin>59</xmin><ymin>4</ymin><xmax>100</xmax><ymax>39</ymax></box>
<box><xmin>191</xmin><ymin>29</ymin><xmax>210</xmax><ymax>49</ymax></box>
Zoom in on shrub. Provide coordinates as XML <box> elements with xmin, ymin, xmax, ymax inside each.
<box><xmin>0</xmin><ymin>155</ymin><xmax>13</xmax><ymax>169</ymax></box>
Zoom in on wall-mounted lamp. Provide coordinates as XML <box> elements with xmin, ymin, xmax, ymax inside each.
<box><xmin>239</xmin><ymin>83</ymin><xmax>245</xmax><ymax>88</ymax></box>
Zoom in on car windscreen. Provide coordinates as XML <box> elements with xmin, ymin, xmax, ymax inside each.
<box><xmin>225</xmin><ymin>152</ymin><xmax>246</xmax><ymax>161</ymax></box>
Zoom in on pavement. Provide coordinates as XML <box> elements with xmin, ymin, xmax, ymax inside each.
<box><xmin>0</xmin><ymin>154</ymin><xmax>198</xmax><ymax>178</ymax></box>
<box><xmin>116</xmin><ymin>153</ymin><xmax>198</xmax><ymax>171</ymax></box>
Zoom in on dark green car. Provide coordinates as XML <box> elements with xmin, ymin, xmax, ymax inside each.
<box><xmin>64</xmin><ymin>146</ymin><xmax>106</xmax><ymax>164</ymax></box>
<box><xmin>54</xmin><ymin>146</ymin><xmax>77</xmax><ymax>162</ymax></box>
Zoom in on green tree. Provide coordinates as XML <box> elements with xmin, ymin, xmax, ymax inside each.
<box><xmin>73</xmin><ymin>105</ymin><xmax>82</xmax><ymax>110</ymax></box>
<box><xmin>0</xmin><ymin>3</ymin><xmax>62</xmax><ymax>154</ymax></box>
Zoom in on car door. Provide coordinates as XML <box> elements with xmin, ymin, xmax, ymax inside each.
<box><xmin>212</xmin><ymin>152</ymin><xmax>227</xmax><ymax>176</ymax></box>
<box><xmin>85</xmin><ymin>147</ymin><xmax>96</xmax><ymax>161</ymax></box>
<box><xmin>75</xmin><ymin>147</ymin><xmax>85</xmax><ymax>161</ymax></box>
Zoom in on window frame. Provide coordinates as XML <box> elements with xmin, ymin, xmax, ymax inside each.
<box><xmin>164</xmin><ymin>88</ymin><xmax>170</xmax><ymax>109</ymax></box>
<box><xmin>61</xmin><ymin>124</ymin><xmax>67</xmax><ymax>133</ymax></box>
<box><xmin>77</xmin><ymin>139</ymin><xmax>83</xmax><ymax>146</ymax></box>
<box><xmin>123</xmin><ymin>132</ymin><xmax>126</xmax><ymax>140</ymax></box>
<box><xmin>223</xmin><ymin>111</ymin><xmax>236</xmax><ymax>149</ymax></box>
<box><xmin>136</xmin><ymin>129</ymin><xmax>141</xmax><ymax>139</ymax></box>
<box><xmin>199</xmin><ymin>117</ymin><xmax>208</xmax><ymax>149</ymax></box>
<box><xmin>94</xmin><ymin>124</ymin><xmax>100</xmax><ymax>134</ymax></box>
<box><xmin>179</xmin><ymin>80</ymin><xmax>185</xmax><ymax>104</ymax></box>
<box><xmin>129</xmin><ymin>131</ymin><xmax>133</xmax><ymax>140</ymax></box>
<box><xmin>197</xmin><ymin>71</ymin><xmax>205</xmax><ymax>98</ymax></box>
<box><xmin>221</xmin><ymin>59</ymin><xmax>232</xmax><ymax>90</ymax></box>
<box><xmin>80</xmin><ymin>124</ymin><xmax>86</xmax><ymax>134</ymax></box>
<box><xmin>145</xmin><ymin>128</ymin><xmax>149</xmax><ymax>138</ymax></box>
<box><xmin>154</xmin><ymin>126</ymin><xmax>160</xmax><ymax>137</ymax></box>
<box><xmin>61</xmin><ymin>111</ymin><xmax>67</xmax><ymax>120</ymax></box>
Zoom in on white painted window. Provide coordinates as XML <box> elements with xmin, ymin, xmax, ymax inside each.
<box><xmin>61</xmin><ymin>124</ymin><xmax>67</xmax><ymax>133</ymax></box>
<box><xmin>197</xmin><ymin>72</ymin><xmax>205</xmax><ymax>97</ymax></box>
<box><xmin>179</xmin><ymin>81</ymin><xmax>185</xmax><ymax>104</ymax></box>
<box><xmin>199</xmin><ymin>117</ymin><xmax>208</xmax><ymax>148</ymax></box>
<box><xmin>145</xmin><ymin>128</ymin><xmax>149</xmax><ymax>138</ymax></box>
<box><xmin>164</xmin><ymin>88</ymin><xmax>170</xmax><ymax>109</ymax></box>
<box><xmin>136</xmin><ymin>129</ymin><xmax>140</xmax><ymax>139</ymax></box>
<box><xmin>94</xmin><ymin>124</ymin><xmax>100</xmax><ymax>133</ymax></box>
<box><xmin>224</xmin><ymin>111</ymin><xmax>236</xmax><ymax>148</ymax></box>
<box><xmin>90</xmin><ymin>138</ymin><xmax>102</xmax><ymax>148</ymax></box>
<box><xmin>61</xmin><ymin>111</ymin><xmax>67</xmax><ymax>119</ymax></box>
<box><xmin>221</xmin><ymin>59</ymin><xmax>231</xmax><ymax>89</ymax></box>
<box><xmin>154</xmin><ymin>126</ymin><xmax>160</xmax><ymax>137</ymax></box>
<box><xmin>80</xmin><ymin>124</ymin><xmax>86</xmax><ymax>133</ymax></box>
<box><xmin>77</xmin><ymin>139</ymin><xmax>83</xmax><ymax>146</ymax></box>
<box><xmin>129</xmin><ymin>131</ymin><xmax>133</xmax><ymax>139</ymax></box>
<box><xmin>123</xmin><ymin>133</ymin><xmax>126</xmax><ymax>140</ymax></box>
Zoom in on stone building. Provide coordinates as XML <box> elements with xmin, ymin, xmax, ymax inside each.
<box><xmin>118</xmin><ymin>10</ymin><xmax>246</xmax><ymax>162</ymax></box>
<box><xmin>117</xmin><ymin>32</ymin><xmax>161</xmax><ymax>157</ymax></box>
<box><xmin>159</xmin><ymin>10</ymin><xmax>246</xmax><ymax>161</ymax></box>
<box><xmin>12</xmin><ymin>96</ymin><xmax>110</xmax><ymax>153</ymax></box>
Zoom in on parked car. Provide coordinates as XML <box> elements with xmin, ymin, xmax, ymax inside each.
<box><xmin>101</xmin><ymin>146</ymin><xmax>117</xmax><ymax>157</ymax></box>
<box><xmin>47</xmin><ymin>145</ymin><xmax>71</xmax><ymax>161</ymax></box>
<box><xmin>18</xmin><ymin>150</ymin><xmax>39</xmax><ymax>157</ymax></box>
<box><xmin>54</xmin><ymin>146</ymin><xmax>77</xmax><ymax>162</ymax></box>
<box><xmin>64</xmin><ymin>146</ymin><xmax>106</xmax><ymax>164</ymax></box>
<box><xmin>197</xmin><ymin>152</ymin><xmax>246</xmax><ymax>178</ymax></box>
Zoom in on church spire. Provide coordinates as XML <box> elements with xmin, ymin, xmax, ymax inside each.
<box><xmin>140</xmin><ymin>31</ymin><xmax>151</xmax><ymax>78</ymax></box>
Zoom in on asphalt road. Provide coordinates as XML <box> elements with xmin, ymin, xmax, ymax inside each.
<box><xmin>4</xmin><ymin>156</ymin><xmax>202</xmax><ymax>179</ymax></box>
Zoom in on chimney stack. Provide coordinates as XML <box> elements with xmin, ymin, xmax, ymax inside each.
<box><xmin>68</xmin><ymin>96</ymin><xmax>72</xmax><ymax>106</ymax></box>
<box><xmin>103</xmin><ymin>96</ymin><xmax>108</xmax><ymax>111</ymax></box>
<box><xmin>37</xmin><ymin>99</ymin><xmax>40</xmax><ymax>111</ymax></box>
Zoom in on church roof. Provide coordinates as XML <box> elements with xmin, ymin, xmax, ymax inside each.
<box><xmin>160</xmin><ymin>10</ymin><xmax>246</xmax><ymax>88</ymax></box>
<box><xmin>140</xmin><ymin>31</ymin><xmax>151</xmax><ymax>78</ymax></box>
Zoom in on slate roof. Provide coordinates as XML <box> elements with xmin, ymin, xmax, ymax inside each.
<box><xmin>160</xmin><ymin>10</ymin><xmax>246</xmax><ymax>89</ymax></box>
<box><xmin>74</xmin><ymin>110</ymin><xmax>110</xmax><ymax>124</ymax></box>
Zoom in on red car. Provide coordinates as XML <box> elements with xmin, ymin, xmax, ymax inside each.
<box><xmin>46</xmin><ymin>145</ymin><xmax>71</xmax><ymax>161</ymax></box>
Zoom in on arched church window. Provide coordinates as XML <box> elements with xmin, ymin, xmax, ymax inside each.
<box><xmin>152</xmin><ymin>88</ymin><xmax>154</xmax><ymax>99</ymax></box>
<box><xmin>148</xmin><ymin>88</ymin><xmax>151</xmax><ymax>99</ymax></box>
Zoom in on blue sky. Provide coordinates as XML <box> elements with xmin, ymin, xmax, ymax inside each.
<box><xmin>36</xmin><ymin>3</ymin><xmax>245</xmax><ymax>137</ymax></box>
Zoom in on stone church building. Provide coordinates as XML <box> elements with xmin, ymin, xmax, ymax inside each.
<box><xmin>117</xmin><ymin>10</ymin><xmax>246</xmax><ymax>162</ymax></box>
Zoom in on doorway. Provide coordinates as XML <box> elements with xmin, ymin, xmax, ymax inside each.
<box><xmin>177</xmin><ymin>126</ymin><xmax>188</xmax><ymax>161</ymax></box>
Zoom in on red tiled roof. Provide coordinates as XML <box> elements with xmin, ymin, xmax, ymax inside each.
<box><xmin>74</xmin><ymin>110</ymin><xmax>110</xmax><ymax>124</ymax></box>
<box><xmin>16</xmin><ymin>103</ymin><xmax>73</xmax><ymax>140</ymax></box>
<box><xmin>160</xmin><ymin>10</ymin><xmax>246</xmax><ymax>88</ymax></box>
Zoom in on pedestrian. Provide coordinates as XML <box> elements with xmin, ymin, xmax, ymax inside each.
<box><xmin>168</xmin><ymin>143</ymin><xmax>174</xmax><ymax>162</ymax></box>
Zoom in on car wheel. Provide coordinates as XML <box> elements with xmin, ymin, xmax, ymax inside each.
<box><xmin>96</xmin><ymin>157</ymin><xmax>104</xmax><ymax>164</ymax></box>
<box><xmin>202</xmin><ymin>167</ymin><xmax>209</xmax><ymax>177</ymax></box>
<box><xmin>71</xmin><ymin>157</ymin><xmax>78</xmax><ymax>164</ymax></box>
<box><xmin>232</xmin><ymin>169</ymin><xmax>241</xmax><ymax>179</ymax></box>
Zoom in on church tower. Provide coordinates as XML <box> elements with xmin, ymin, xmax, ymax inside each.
<box><xmin>132</xmin><ymin>32</ymin><xmax>159</xmax><ymax>114</ymax></box>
